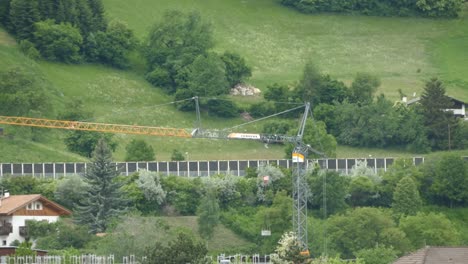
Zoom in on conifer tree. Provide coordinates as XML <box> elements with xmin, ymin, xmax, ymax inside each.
<box><xmin>392</xmin><ymin>176</ymin><xmax>422</xmax><ymax>216</ymax></box>
<box><xmin>9</xmin><ymin>0</ymin><xmax>40</xmax><ymax>40</ymax></box>
<box><xmin>87</xmin><ymin>0</ymin><xmax>106</xmax><ymax>32</ymax></box>
<box><xmin>75</xmin><ymin>138</ymin><xmax>126</xmax><ymax>233</ymax></box>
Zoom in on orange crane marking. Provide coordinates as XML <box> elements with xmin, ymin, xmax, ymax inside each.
<box><xmin>0</xmin><ymin>116</ymin><xmax>192</xmax><ymax>138</ymax></box>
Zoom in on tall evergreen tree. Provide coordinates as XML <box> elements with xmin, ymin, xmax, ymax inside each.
<box><xmin>9</xmin><ymin>0</ymin><xmax>40</xmax><ymax>40</ymax></box>
<box><xmin>75</xmin><ymin>139</ymin><xmax>126</xmax><ymax>233</ymax></box>
<box><xmin>197</xmin><ymin>191</ymin><xmax>220</xmax><ymax>241</ymax></box>
<box><xmin>392</xmin><ymin>176</ymin><xmax>422</xmax><ymax>216</ymax></box>
<box><xmin>87</xmin><ymin>0</ymin><xmax>106</xmax><ymax>32</ymax></box>
<box><xmin>419</xmin><ymin>78</ymin><xmax>456</xmax><ymax>150</ymax></box>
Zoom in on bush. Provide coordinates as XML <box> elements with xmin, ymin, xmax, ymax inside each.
<box><xmin>206</xmin><ymin>98</ymin><xmax>239</xmax><ymax>118</ymax></box>
<box><xmin>18</xmin><ymin>40</ymin><xmax>40</xmax><ymax>60</ymax></box>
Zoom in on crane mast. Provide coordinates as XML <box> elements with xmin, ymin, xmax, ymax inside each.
<box><xmin>0</xmin><ymin>98</ymin><xmax>318</xmax><ymax>253</ymax></box>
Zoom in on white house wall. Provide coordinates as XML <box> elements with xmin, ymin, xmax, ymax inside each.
<box><xmin>5</xmin><ymin>215</ymin><xmax>59</xmax><ymax>246</ymax></box>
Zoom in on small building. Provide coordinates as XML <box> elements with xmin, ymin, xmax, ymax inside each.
<box><xmin>0</xmin><ymin>194</ymin><xmax>71</xmax><ymax>246</ymax></box>
<box><xmin>406</xmin><ymin>96</ymin><xmax>467</xmax><ymax>119</ymax></box>
<box><xmin>393</xmin><ymin>246</ymin><xmax>468</xmax><ymax>264</ymax></box>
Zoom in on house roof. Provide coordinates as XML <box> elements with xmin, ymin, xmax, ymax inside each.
<box><xmin>0</xmin><ymin>194</ymin><xmax>71</xmax><ymax>216</ymax></box>
<box><xmin>394</xmin><ymin>247</ymin><xmax>468</xmax><ymax>264</ymax></box>
<box><xmin>406</xmin><ymin>96</ymin><xmax>466</xmax><ymax>106</ymax></box>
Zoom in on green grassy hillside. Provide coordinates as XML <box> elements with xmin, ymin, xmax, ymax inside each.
<box><xmin>104</xmin><ymin>0</ymin><xmax>468</xmax><ymax>101</ymax></box>
<box><xmin>161</xmin><ymin>216</ymin><xmax>255</xmax><ymax>253</ymax></box>
<box><xmin>1</xmin><ymin>0</ymin><xmax>467</xmax><ymax>162</ymax></box>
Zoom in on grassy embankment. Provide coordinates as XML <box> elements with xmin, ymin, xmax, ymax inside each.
<box><xmin>1</xmin><ymin>0</ymin><xmax>467</xmax><ymax>162</ymax></box>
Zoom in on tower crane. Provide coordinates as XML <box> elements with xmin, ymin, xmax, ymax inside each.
<box><xmin>0</xmin><ymin>97</ymin><xmax>322</xmax><ymax>254</ymax></box>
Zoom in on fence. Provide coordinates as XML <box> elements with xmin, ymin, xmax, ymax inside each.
<box><xmin>0</xmin><ymin>157</ymin><xmax>428</xmax><ymax>178</ymax></box>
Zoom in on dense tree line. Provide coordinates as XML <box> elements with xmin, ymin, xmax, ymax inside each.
<box><xmin>0</xmin><ymin>0</ymin><xmax>136</xmax><ymax>68</ymax></box>
<box><xmin>280</xmin><ymin>0</ymin><xmax>463</xmax><ymax>18</ymax></box>
<box><xmin>2</xmin><ymin>152</ymin><xmax>467</xmax><ymax>261</ymax></box>
<box><xmin>256</xmin><ymin>61</ymin><xmax>467</xmax><ymax>154</ymax></box>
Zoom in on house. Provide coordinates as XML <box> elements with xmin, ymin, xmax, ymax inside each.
<box><xmin>0</xmin><ymin>194</ymin><xmax>71</xmax><ymax>246</ymax></box>
<box><xmin>405</xmin><ymin>96</ymin><xmax>467</xmax><ymax>119</ymax></box>
<box><xmin>393</xmin><ymin>246</ymin><xmax>468</xmax><ymax>264</ymax></box>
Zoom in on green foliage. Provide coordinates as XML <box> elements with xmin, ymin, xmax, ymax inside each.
<box><xmin>263</xmin><ymin>120</ymin><xmax>292</xmax><ymax>135</ymax></box>
<box><xmin>348</xmin><ymin>176</ymin><xmax>377</xmax><ymax>207</ymax></box>
<box><xmin>144</xmin><ymin>232</ymin><xmax>208</xmax><ymax>264</ymax></box>
<box><xmin>54</xmin><ymin>174</ymin><xmax>88</xmax><ymax>211</ymax></box>
<box><xmin>92</xmin><ymin>215</ymin><xmax>172</xmax><ymax>259</ymax></box>
<box><xmin>220</xmin><ymin>51</ymin><xmax>252</xmax><ymax>87</ymax></box>
<box><xmin>349</xmin><ymin>73</ymin><xmax>380</xmax><ymax>105</ymax></box>
<box><xmin>75</xmin><ymin>139</ymin><xmax>127</xmax><ymax>233</ymax></box>
<box><xmin>399</xmin><ymin>211</ymin><xmax>460</xmax><ymax>250</ymax></box>
<box><xmin>13</xmin><ymin>241</ymin><xmax>35</xmax><ymax>257</ymax></box>
<box><xmin>187</xmin><ymin>53</ymin><xmax>229</xmax><ymax>96</ymax></box>
<box><xmin>206</xmin><ymin>98</ymin><xmax>239</xmax><ymax>118</ymax></box>
<box><xmin>161</xmin><ymin>176</ymin><xmax>203</xmax><ymax>215</ymax></box>
<box><xmin>419</xmin><ymin>78</ymin><xmax>457</xmax><ymax>150</ymax></box>
<box><xmin>64</xmin><ymin>131</ymin><xmax>117</xmax><ymax>157</ymax></box>
<box><xmin>286</xmin><ymin>120</ymin><xmax>337</xmax><ymax>158</ymax></box>
<box><xmin>18</xmin><ymin>39</ymin><xmax>40</xmax><ymax>60</ymax></box>
<box><xmin>310</xmin><ymin>257</ymin><xmax>365</xmax><ymax>264</ymax></box>
<box><xmin>34</xmin><ymin>20</ymin><xmax>83</xmax><ymax>63</ymax></box>
<box><xmin>29</xmin><ymin>219</ymin><xmax>93</xmax><ymax>250</ymax></box>
<box><xmin>144</xmin><ymin>10</ymin><xmax>213</xmax><ymax>93</ymax></box>
<box><xmin>327</xmin><ymin>207</ymin><xmax>408</xmax><ymax>258</ymax></box>
<box><xmin>136</xmin><ymin>170</ymin><xmax>166</xmax><ymax>207</ymax></box>
<box><xmin>392</xmin><ymin>176</ymin><xmax>422</xmax><ymax>217</ymax></box>
<box><xmin>85</xmin><ymin>20</ymin><xmax>137</xmax><ymax>68</ymax></box>
<box><xmin>125</xmin><ymin>139</ymin><xmax>155</xmax><ymax>161</ymax></box>
<box><xmin>171</xmin><ymin>149</ymin><xmax>185</xmax><ymax>161</ymax></box>
<box><xmin>354</xmin><ymin>245</ymin><xmax>398</xmax><ymax>264</ymax></box>
<box><xmin>272</xmin><ymin>231</ymin><xmax>309</xmax><ymax>264</ymax></box>
<box><xmin>430</xmin><ymin>153</ymin><xmax>468</xmax><ymax>206</ymax></box>
<box><xmin>1</xmin><ymin>176</ymin><xmax>40</xmax><ymax>195</ymax></box>
<box><xmin>0</xmin><ymin>66</ymin><xmax>51</xmax><ymax>117</ymax></box>
<box><xmin>9</xmin><ymin>0</ymin><xmax>40</xmax><ymax>40</ymax></box>
<box><xmin>294</xmin><ymin>61</ymin><xmax>348</xmax><ymax>106</ymax></box>
<box><xmin>308</xmin><ymin>170</ymin><xmax>349</xmax><ymax>216</ymax></box>
<box><xmin>281</xmin><ymin>0</ymin><xmax>462</xmax><ymax>17</ymax></box>
<box><xmin>197</xmin><ymin>191</ymin><xmax>220</xmax><ymax>240</ymax></box>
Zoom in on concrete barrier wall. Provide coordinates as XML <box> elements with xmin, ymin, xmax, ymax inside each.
<box><xmin>0</xmin><ymin>157</ymin><xmax>430</xmax><ymax>178</ymax></box>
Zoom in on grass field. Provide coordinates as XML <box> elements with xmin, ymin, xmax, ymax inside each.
<box><xmin>104</xmin><ymin>0</ymin><xmax>468</xmax><ymax>101</ymax></box>
<box><xmin>1</xmin><ymin>1</ymin><xmax>467</xmax><ymax>162</ymax></box>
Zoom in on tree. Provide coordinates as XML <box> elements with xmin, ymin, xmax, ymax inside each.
<box><xmin>354</xmin><ymin>245</ymin><xmax>398</xmax><ymax>264</ymax></box>
<box><xmin>64</xmin><ymin>131</ymin><xmax>117</xmax><ymax>157</ymax></box>
<box><xmin>54</xmin><ymin>174</ymin><xmax>88</xmax><ymax>211</ymax></box>
<box><xmin>29</xmin><ymin>219</ymin><xmax>93</xmax><ymax>250</ymax></box>
<box><xmin>419</xmin><ymin>78</ymin><xmax>456</xmax><ymax>150</ymax></box>
<box><xmin>392</xmin><ymin>176</ymin><xmax>422</xmax><ymax>216</ymax></box>
<box><xmin>197</xmin><ymin>191</ymin><xmax>220</xmax><ymax>241</ymax></box>
<box><xmin>399</xmin><ymin>212</ymin><xmax>460</xmax><ymax>250</ymax></box>
<box><xmin>86</xmin><ymin>20</ymin><xmax>137</xmax><ymax>68</ymax></box>
<box><xmin>0</xmin><ymin>67</ymin><xmax>50</xmax><ymax>117</ymax></box>
<box><xmin>187</xmin><ymin>53</ymin><xmax>229</xmax><ymax>96</ymax></box>
<box><xmin>136</xmin><ymin>170</ymin><xmax>166</xmax><ymax>206</ymax></box>
<box><xmin>206</xmin><ymin>98</ymin><xmax>239</xmax><ymax>117</ymax></box>
<box><xmin>220</xmin><ymin>51</ymin><xmax>252</xmax><ymax>87</ymax></box>
<box><xmin>144</xmin><ymin>10</ymin><xmax>213</xmax><ymax>93</ymax></box>
<box><xmin>75</xmin><ymin>139</ymin><xmax>127</xmax><ymax>233</ymax></box>
<box><xmin>9</xmin><ymin>0</ymin><xmax>40</xmax><ymax>40</ymax></box>
<box><xmin>272</xmin><ymin>231</ymin><xmax>309</xmax><ymax>264</ymax></box>
<box><xmin>308</xmin><ymin>170</ymin><xmax>349</xmax><ymax>216</ymax></box>
<box><xmin>430</xmin><ymin>154</ymin><xmax>468</xmax><ymax>207</ymax></box>
<box><xmin>327</xmin><ymin>207</ymin><xmax>408</xmax><ymax>258</ymax></box>
<box><xmin>171</xmin><ymin>149</ymin><xmax>185</xmax><ymax>161</ymax></box>
<box><xmin>87</xmin><ymin>0</ymin><xmax>106</xmax><ymax>32</ymax></box>
<box><xmin>34</xmin><ymin>20</ymin><xmax>83</xmax><ymax>63</ymax></box>
<box><xmin>125</xmin><ymin>139</ymin><xmax>155</xmax><ymax>161</ymax></box>
<box><xmin>144</xmin><ymin>232</ymin><xmax>208</xmax><ymax>264</ymax></box>
<box><xmin>349</xmin><ymin>73</ymin><xmax>380</xmax><ymax>105</ymax></box>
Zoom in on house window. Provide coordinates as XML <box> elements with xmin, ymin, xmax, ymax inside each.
<box><xmin>35</xmin><ymin>203</ymin><xmax>42</xmax><ymax>210</ymax></box>
<box><xmin>27</xmin><ymin>203</ymin><xmax>33</xmax><ymax>210</ymax></box>
<box><xmin>2</xmin><ymin>240</ymin><xmax>6</xmax><ymax>246</ymax></box>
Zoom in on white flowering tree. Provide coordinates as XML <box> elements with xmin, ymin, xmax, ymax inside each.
<box><xmin>271</xmin><ymin>231</ymin><xmax>309</xmax><ymax>264</ymax></box>
<box><xmin>136</xmin><ymin>169</ymin><xmax>166</xmax><ymax>205</ymax></box>
<box><xmin>256</xmin><ymin>163</ymin><xmax>285</xmax><ymax>203</ymax></box>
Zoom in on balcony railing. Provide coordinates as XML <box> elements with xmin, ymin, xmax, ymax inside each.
<box><xmin>0</xmin><ymin>225</ymin><xmax>12</xmax><ymax>236</ymax></box>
